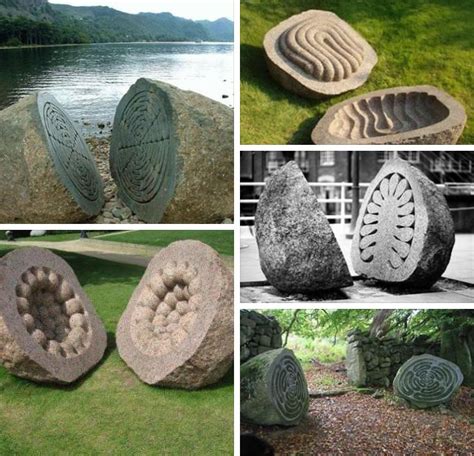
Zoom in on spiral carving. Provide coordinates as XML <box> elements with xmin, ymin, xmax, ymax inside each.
<box><xmin>359</xmin><ymin>172</ymin><xmax>415</xmax><ymax>270</ymax></box>
<box><xmin>329</xmin><ymin>92</ymin><xmax>449</xmax><ymax>139</ymax></box>
<box><xmin>279</xmin><ymin>18</ymin><xmax>364</xmax><ymax>82</ymax></box>
<box><xmin>111</xmin><ymin>88</ymin><xmax>173</xmax><ymax>206</ymax></box>
<box><xmin>39</xmin><ymin>95</ymin><xmax>103</xmax><ymax>211</ymax></box>
<box><xmin>270</xmin><ymin>353</ymin><xmax>308</xmax><ymax>424</ymax></box>
<box><xmin>393</xmin><ymin>354</ymin><xmax>463</xmax><ymax>408</ymax></box>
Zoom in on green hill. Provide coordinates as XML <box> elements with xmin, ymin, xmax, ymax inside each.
<box><xmin>0</xmin><ymin>0</ymin><xmax>234</xmax><ymax>45</ymax></box>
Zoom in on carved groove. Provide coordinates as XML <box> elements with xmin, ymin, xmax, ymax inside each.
<box><xmin>394</xmin><ymin>354</ymin><xmax>463</xmax><ymax>408</ymax></box>
<box><xmin>16</xmin><ymin>266</ymin><xmax>91</xmax><ymax>358</ymax></box>
<box><xmin>271</xmin><ymin>353</ymin><xmax>308</xmax><ymax>423</ymax></box>
<box><xmin>329</xmin><ymin>92</ymin><xmax>450</xmax><ymax>139</ymax></box>
<box><xmin>131</xmin><ymin>261</ymin><xmax>200</xmax><ymax>356</ymax></box>
<box><xmin>359</xmin><ymin>173</ymin><xmax>415</xmax><ymax>269</ymax></box>
<box><xmin>113</xmin><ymin>90</ymin><xmax>172</xmax><ymax>205</ymax></box>
<box><xmin>279</xmin><ymin>19</ymin><xmax>364</xmax><ymax>82</ymax></box>
<box><xmin>42</xmin><ymin>101</ymin><xmax>102</xmax><ymax>203</ymax></box>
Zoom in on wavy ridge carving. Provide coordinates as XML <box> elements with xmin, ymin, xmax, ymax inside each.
<box><xmin>278</xmin><ymin>18</ymin><xmax>364</xmax><ymax>82</ymax></box>
<box><xmin>329</xmin><ymin>92</ymin><xmax>450</xmax><ymax>139</ymax></box>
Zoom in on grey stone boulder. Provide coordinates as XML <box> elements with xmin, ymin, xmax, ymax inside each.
<box><xmin>0</xmin><ymin>247</ymin><xmax>107</xmax><ymax>384</ymax></box>
<box><xmin>312</xmin><ymin>85</ymin><xmax>466</xmax><ymax>144</ymax></box>
<box><xmin>116</xmin><ymin>240</ymin><xmax>233</xmax><ymax>389</ymax></box>
<box><xmin>110</xmin><ymin>78</ymin><xmax>233</xmax><ymax>223</ymax></box>
<box><xmin>263</xmin><ymin>10</ymin><xmax>377</xmax><ymax>98</ymax></box>
<box><xmin>241</xmin><ymin>348</ymin><xmax>309</xmax><ymax>426</ymax></box>
<box><xmin>0</xmin><ymin>93</ymin><xmax>104</xmax><ymax>223</ymax></box>
<box><xmin>393</xmin><ymin>354</ymin><xmax>463</xmax><ymax>408</ymax></box>
<box><xmin>351</xmin><ymin>158</ymin><xmax>455</xmax><ymax>287</ymax></box>
<box><xmin>255</xmin><ymin>161</ymin><xmax>353</xmax><ymax>293</ymax></box>
<box><xmin>346</xmin><ymin>341</ymin><xmax>367</xmax><ymax>386</ymax></box>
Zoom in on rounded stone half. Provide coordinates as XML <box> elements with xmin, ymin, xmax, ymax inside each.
<box><xmin>0</xmin><ymin>247</ymin><xmax>107</xmax><ymax>384</ymax></box>
<box><xmin>109</xmin><ymin>78</ymin><xmax>234</xmax><ymax>223</ymax></box>
<box><xmin>351</xmin><ymin>158</ymin><xmax>455</xmax><ymax>287</ymax></box>
<box><xmin>393</xmin><ymin>354</ymin><xmax>463</xmax><ymax>408</ymax></box>
<box><xmin>116</xmin><ymin>240</ymin><xmax>234</xmax><ymax>389</ymax></box>
<box><xmin>311</xmin><ymin>85</ymin><xmax>467</xmax><ymax>144</ymax></box>
<box><xmin>255</xmin><ymin>161</ymin><xmax>353</xmax><ymax>293</ymax></box>
<box><xmin>0</xmin><ymin>93</ymin><xmax>104</xmax><ymax>223</ymax></box>
<box><xmin>240</xmin><ymin>348</ymin><xmax>309</xmax><ymax>426</ymax></box>
<box><xmin>263</xmin><ymin>10</ymin><xmax>377</xmax><ymax>98</ymax></box>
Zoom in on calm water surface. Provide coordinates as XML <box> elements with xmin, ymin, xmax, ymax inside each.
<box><xmin>0</xmin><ymin>42</ymin><xmax>233</xmax><ymax>135</ymax></box>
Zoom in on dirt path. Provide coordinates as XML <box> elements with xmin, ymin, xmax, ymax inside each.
<box><xmin>242</xmin><ymin>363</ymin><xmax>474</xmax><ymax>455</ymax></box>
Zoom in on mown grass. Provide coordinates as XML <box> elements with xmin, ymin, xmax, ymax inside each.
<box><xmin>15</xmin><ymin>231</ymin><xmax>111</xmax><ymax>243</ymax></box>
<box><xmin>240</xmin><ymin>0</ymin><xmax>474</xmax><ymax>144</ymax></box>
<box><xmin>0</xmin><ymin>246</ymin><xmax>233</xmax><ymax>456</ymax></box>
<box><xmin>98</xmin><ymin>230</ymin><xmax>234</xmax><ymax>257</ymax></box>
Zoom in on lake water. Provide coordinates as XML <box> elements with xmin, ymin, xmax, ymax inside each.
<box><xmin>0</xmin><ymin>42</ymin><xmax>233</xmax><ymax>136</ymax></box>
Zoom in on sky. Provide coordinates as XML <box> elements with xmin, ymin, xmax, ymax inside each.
<box><xmin>48</xmin><ymin>0</ymin><xmax>234</xmax><ymax>21</ymax></box>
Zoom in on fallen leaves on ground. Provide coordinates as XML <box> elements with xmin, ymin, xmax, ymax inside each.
<box><xmin>242</xmin><ymin>363</ymin><xmax>474</xmax><ymax>455</ymax></box>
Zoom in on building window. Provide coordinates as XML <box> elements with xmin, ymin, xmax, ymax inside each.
<box><xmin>295</xmin><ymin>151</ymin><xmax>309</xmax><ymax>172</ymax></box>
<box><xmin>320</xmin><ymin>151</ymin><xmax>335</xmax><ymax>166</ymax></box>
<box><xmin>377</xmin><ymin>151</ymin><xmax>393</xmax><ymax>162</ymax></box>
<box><xmin>378</xmin><ymin>151</ymin><xmax>420</xmax><ymax>163</ymax></box>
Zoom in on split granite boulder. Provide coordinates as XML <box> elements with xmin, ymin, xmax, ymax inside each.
<box><xmin>263</xmin><ymin>10</ymin><xmax>377</xmax><ymax>98</ymax></box>
<box><xmin>393</xmin><ymin>354</ymin><xmax>463</xmax><ymax>408</ymax></box>
<box><xmin>255</xmin><ymin>161</ymin><xmax>353</xmax><ymax>293</ymax></box>
<box><xmin>109</xmin><ymin>78</ymin><xmax>234</xmax><ymax>223</ymax></box>
<box><xmin>311</xmin><ymin>85</ymin><xmax>466</xmax><ymax>144</ymax></box>
<box><xmin>0</xmin><ymin>93</ymin><xmax>104</xmax><ymax>223</ymax></box>
<box><xmin>241</xmin><ymin>347</ymin><xmax>309</xmax><ymax>426</ymax></box>
<box><xmin>116</xmin><ymin>240</ymin><xmax>234</xmax><ymax>389</ymax></box>
<box><xmin>351</xmin><ymin>157</ymin><xmax>455</xmax><ymax>287</ymax></box>
<box><xmin>0</xmin><ymin>247</ymin><xmax>107</xmax><ymax>384</ymax></box>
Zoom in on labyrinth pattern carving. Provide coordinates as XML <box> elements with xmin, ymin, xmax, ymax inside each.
<box><xmin>278</xmin><ymin>19</ymin><xmax>364</xmax><ymax>82</ymax></box>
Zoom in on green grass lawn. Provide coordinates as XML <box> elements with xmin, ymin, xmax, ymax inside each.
<box><xmin>98</xmin><ymin>230</ymin><xmax>234</xmax><ymax>257</ymax></box>
<box><xmin>0</xmin><ymin>247</ymin><xmax>233</xmax><ymax>456</ymax></box>
<box><xmin>241</xmin><ymin>0</ymin><xmax>474</xmax><ymax>144</ymax></box>
<box><xmin>15</xmin><ymin>231</ymin><xmax>112</xmax><ymax>243</ymax></box>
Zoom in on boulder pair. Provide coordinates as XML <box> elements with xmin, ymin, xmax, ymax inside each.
<box><xmin>0</xmin><ymin>242</ymin><xmax>233</xmax><ymax>389</ymax></box>
<box><xmin>255</xmin><ymin>157</ymin><xmax>454</xmax><ymax>293</ymax></box>
<box><xmin>0</xmin><ymin>79</ymin><xmax>233</xmax><ymax>223</ymax></box>
<box><xmin>263</xmin><ymin>10</ymin><xmax>466</xmax><ymax>144</ymax></box>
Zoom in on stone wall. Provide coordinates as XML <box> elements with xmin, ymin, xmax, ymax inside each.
<box><xmin>240</xmin><ymin>310</ymin><xmax>282</xmax><ymax>363</ymax></box>
<box><xmin>346</xmin><ymin>329</ymin><xmax>439</xmax><ymax>387</ymax></box>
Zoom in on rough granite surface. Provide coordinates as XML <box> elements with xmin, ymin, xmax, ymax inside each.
<box><xmin>255</xmin><ymin>161</ymin><xmax>353</xmax><ymax>293</ymax></box>
<box><xmin>116</xmin><ymin>240</ymin><xmax>234</xmax><ymax>389</ymax></box>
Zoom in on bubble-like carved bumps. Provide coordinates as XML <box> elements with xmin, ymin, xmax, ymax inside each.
<box><xmin>263</xmin><ymin>10</ymin><xmax>377</xmax><ymax>97</ymax></box>
<box><xmin>16</xmin><ymin>266</ymin><xmax>91</xmax><ymax>358</ymax></box>
<box><xmin>241</xmin><ymin>348</ymin><xmax>309</xmax><ymax>426</ymax></box>
<box><xmin>393</xmin><ymin>354</ymin><xmax>463</xmax><ymax>408</ymax></box>
<box><xmin>131</xmin><ymin>261</ymin><xmax>200</xmax><ymax>356</ymax></box>
<box><xmin>351</xmin><ymin>158</ymin><xmax>454</xmax><ymax>286</ymax></box>
<box><xmin>358</xmin><ymin>173</ymin><xmax>415</xmax><ymax>270</ymax></box>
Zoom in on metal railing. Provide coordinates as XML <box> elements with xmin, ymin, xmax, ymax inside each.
<box><xmin>240</xmin><ymin>181</ymin><xmax>474</xmax><ymax>224</ymax></box>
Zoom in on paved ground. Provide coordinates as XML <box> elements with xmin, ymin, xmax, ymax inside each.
<box><xmin>0</xmin><ymin>238</ymin><xmax>234</xmax><ymax>270</ymax></box>
<box><xmin>240</xmin><ymin>227</ymin><xmax>474</xmax><ymax>303</ymax></box>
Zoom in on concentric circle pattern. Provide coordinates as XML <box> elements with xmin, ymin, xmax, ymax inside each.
<box><xmin>271</xmin><ymin>354</ymin><xmax>309</xmax><ymax>424</ymax></box>
<box><xmin>112</xmin><ymin>88</ymin><xmax>173</xmax><ymax>206</ymax></box>
<box><xmin>359</xmin><ymin>173</ymin><xmax>415</xmax><ymax>270</ymax></box>
<box><xmin>278</xmin><ymin>19</ymin><xmax>364</xmax><ymax>82</ymax></box>
<box><xmin>394</xmin><ymin>354</ymin><xmax>463</xmax><ymax>408</ymax></box>
<box><xmin>40</xmin><ymin>97</ymin><xmax>102</xmax><ymax>208</ymax></box>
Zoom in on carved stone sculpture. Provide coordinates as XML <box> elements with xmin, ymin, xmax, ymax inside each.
<box><xmin>109</xmin><ymin>78</ymin><xmax>233</xmax><ymax>223</ymax></box>
<box><xmin>312</xmin><ymin>85</ymin><xmax>466</xmax><ymax>144</ymax></box>
<box><xmin>263</xmin><ymin>10</ymin><xmax>377</xmax><ymax>98</ymax></box>
<box><xmin>0</xmin><ymin>93</ymin><xmax>104</xmax><ymax>222</ymax></box>
<box><xmin>0</xmin><ymin>247</ymin><xmax>107</xmax><ymax>383</ymax></box>
<box><xmin>351</xmin><ymin>158</ymin><xmax>455</xmax><ymax>287</ymax></box>
<box><xmin>116</xmin><ymin>240</ymin><xmax>234</xmax><ymax>389</ymax></box>
<box><xmin>241</xmin><ymin>348</ymin><xmax>309</xmax><ymax>426</ymax></box>
<box><xmin>255</xmin><ymin>161</ymin><xmax>353</xmax><ymax>293</ymax></box>
<box><xmin>393</xmin><ymin>354</ymin><xmax>463</xmax><ymax>408</ymax></box>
